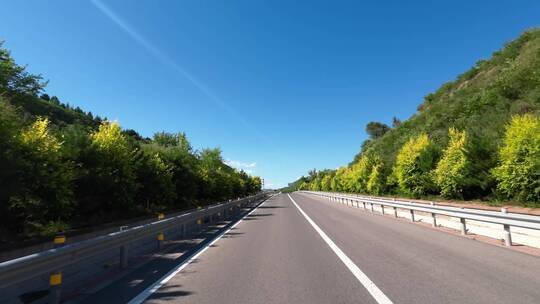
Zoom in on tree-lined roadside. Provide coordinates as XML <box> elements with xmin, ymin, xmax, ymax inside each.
<box><xmin>286</xmin><ymin>29</ymin><xmax>540</xmax><ymax>207</ymax></box>
<box><xmin>0</xmin><ymin>42</ymin><xmax>261</xmax><ymax>242</ymax></box>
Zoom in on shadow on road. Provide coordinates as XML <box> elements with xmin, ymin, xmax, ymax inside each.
<box><xmin>148</xmin><ymin>284</ymin><xmax>194</xmax><ymax>301</ymax></box>
<box><xmin>78</xmin><ymin>202</ymin><xmax>263</xmax><ymax>304</ymax></box>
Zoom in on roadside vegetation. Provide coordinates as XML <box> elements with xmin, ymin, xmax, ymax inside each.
<box><xmin>0</xmin><ymin>42</ymin><xmax>261</xmax><ymax>241</ymax></box>
<box><xmin>285</xmin><ymin>28</ymin><xmax>540</xmax><ymax>207</ymax></box>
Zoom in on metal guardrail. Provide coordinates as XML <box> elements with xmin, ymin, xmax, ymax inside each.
<box><xmin>300</xmin><ymin>191</ymin><xmax>540</xmax><ymax>247</ymax></box>
<box><xmin>0</xmin><ymin>192</ymin><xmax>268</xmax><ymax>293</ymax></box>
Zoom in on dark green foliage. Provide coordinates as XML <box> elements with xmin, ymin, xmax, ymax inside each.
<box><xmin>0</xmin><ymin>43</ymin><xmax>262</xmax><ymax>241</ymax></box>
<box><xmin>365</xmin><ymin>122</ymin><xmax>390</xmax><ymax>139</ymax></box>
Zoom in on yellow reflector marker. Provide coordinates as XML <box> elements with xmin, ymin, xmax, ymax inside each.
<box><xmin>197</xmin><ymin>219</ymin><xmax>202</xmax><ymax>225</ymax></box>
<box><xmin>158</xmin><ymin>213</ymin><xmax>165</xmax><ymax>220</ymax></box>
<box><xmin>157</xmin><ymin>233</ymin><xmax>164</xmax><ymax>241</ymax></box>
<box><xmin>54</xmin><ymin>236</ymin><xmax>66</xmax><ymax>245</ymax></box>
<box><xmin>50</xmin><ymin>273</ymin><xmax>62</xmax><ymax>286</ymax></box>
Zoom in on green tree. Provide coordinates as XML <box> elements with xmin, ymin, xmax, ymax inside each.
<box><xmin>145</xmin><ymin>132</ymin><xmax>200</xmax><ymax>206</ymax></box>
<box><xmin>321</xmin><ymin>174</ymin><xmax>333</xmax><ymax>191</ymax></box>
<box><xmin>331</xmin><ymin>168</ymin><xmax>347</xmax><ymax>191</ymax></box>
<box><xmin>9</xmin><ymin>118</ymin><xmax>74</xmax><ymax>235</ymax></box>
<box><xmin>434</xmin><ymin>128</ymin><xmax>470</xmax><ymax>198</ymax></box>
<box><xmin>365</xmin><ymin>122</ymin><xmax>390</xmax><ymax>139</ymax></box>
<box><xmin>344</xmin><ymin>155</ymin><xmax>373</xmax><ymax>193</ymax></box>
<box><xmin>199</xmin><ymin>148</ymin><xmax>233</xmax><ymax>200</ymax></box>
<box><xmin>76</xmin><ymin>121</ymin><xmax>137</xmax><ymax>223</ymax></box>
<box><xmin>0</xmin><ymin>42</ymin><xmax>45</xmax><ymax>96</ymax></box>
<box><xmin>393</xmin><ymin>134</ymin><xmax>437</xmax><ymax>197</ymax></box>
<box><xmin>134</xmin><ymin>151</ymin><xmax>177</xmax><ymax>212</ymax></box>
<box><xmin>492</xmin><ymin>114</ymin><xmax>540</xmax><ymax>203</ymax></box>
<box><xmin>367</xmin><ymin>157</ymin><xmax>385</xmax><ymax>195</ymax></box>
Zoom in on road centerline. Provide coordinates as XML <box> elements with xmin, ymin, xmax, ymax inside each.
<box><xmin>287</xmin><ymin>193</ymin><xmax>393</xmax><ymax>304</ymax></box>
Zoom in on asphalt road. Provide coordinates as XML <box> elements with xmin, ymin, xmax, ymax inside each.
<box><xmin>83</xmin><ymin>193</ymin><xmax>540</xmax><ymax>304</ymax></box>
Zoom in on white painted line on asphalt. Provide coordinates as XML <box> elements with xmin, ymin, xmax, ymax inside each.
<box><xmin>127</xmin><ymin>195</ymin><xmax>275</xmax><ymax>304</ymax></box>
<box><xmin>287</xmin><ymin>193</ymin><xmax>393</xmax><ymax>304</ymax></box>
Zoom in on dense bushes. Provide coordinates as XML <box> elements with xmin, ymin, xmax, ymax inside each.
<box><xmin>9</xmin><ymin>118</ymin><xmax>75</xmax><ymax>235</ymax></box>
<box><xmin>366</xmin><ymin>157</ymin><xmax>384</xmax><ymax>195</ymax></box>
<box><xmin>0</xmin><ymin>43</ymin><xmax>261</xmax><ymax>240</ymax></box>
<box><xmin>393</xmin><ymin>134</ymin><xmax>437</xmax><ymax>196</ymax></box>
<box><xmin>286</xmin><ymin>29</ymin><xmax>540</xmax><ymax>205</ymax></box>
<box><xmin>434</xmin><ymin>128</ymin><xmax>470</xmax><ymax>198</ymax></box>
<box><xmin>492</xmin><ymin>114</ymin><xmax>540</xmax><ymax>203</ymax></box>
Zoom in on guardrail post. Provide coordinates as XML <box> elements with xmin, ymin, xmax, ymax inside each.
<box><xmin>410</xmin><ymin>210</ymin><xmax>415</xmax><ymax>222</ymax></box>
<box><xmin>119</xmin><ymin>226</ymin><xmax>129</xmax><ymax>269</ymax></box>
<box><xmin>197</xmin><ymin>218</ymin><xmax>203</xmax><ymax>233</ymax></box>
<box><xmin>49</xmin><ymin>233</ymin><xmax>66</xmax><ymax>304</ymax></box>
<box><xmin>428</xmin><ymin>203</ymin><xmax>437</xmax><ymax>226</ymax></box>
<box><xmin>381</xmin><ymin>204</ymin><xmax>385</xmax><ymax>215</ymax></box>
<box><xmin>157</xmin><ymin>213</ymin><xmax>165</xmax><ymax>249</ymax></box>
<box><xmin>362</xmin><ymin>201</ymin><xmax>366</xmax><ymax>210</ymax></box>
<box><xmin>157</xmin><ymin>232</ymin><xmax>164</xmax><ymax>249</ymax></box>
<box><xmin>460</xmin><ymin>218</ymin><xmax>466</xmax><ymax>235</ymax></box>
<box><xmin>503</xmin><ymin>224</ymin><xmax>512</xmax><ymax>246</ymax></box>
<box><xmin>370</xmin><ymin>203</ymin><xmax>374</xmax><ymax>213</ymax></box>
<box><xmin>500</xmin><ymin>207</ymin><xmax>512</xmax><ymax>246</ymax></box>
<box><xmin>393</xmin><ymin>206</ymin><xmax>398</xmax><ymax>218</ymax></box>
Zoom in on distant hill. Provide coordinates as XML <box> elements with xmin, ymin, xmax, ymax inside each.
<box><xmin>290</xmin><ymin>28</ymin><xmax>540</xmax><ymax>205</ymax></box>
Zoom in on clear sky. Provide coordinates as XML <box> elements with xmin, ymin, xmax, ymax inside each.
<box><xmin>1</xmin><ymin>1</ymin><xmax>539</xmax><ymax>188</ymax></box>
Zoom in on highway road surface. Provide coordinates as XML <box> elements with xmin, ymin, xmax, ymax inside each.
<box><xmin>81</xmin><ymin>193</ymin><xmax>540</xmax><ymax>304</ymax></box>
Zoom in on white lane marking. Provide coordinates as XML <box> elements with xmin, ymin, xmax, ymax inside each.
<box><xmin>128</xmin><ymin>195</ymin><xmax>275</xmax><ymax>304</ymax></box>
<box><xmin>287</xmin><ymin>194</ymin><xmax>393</xmax><ymax>304</ymax></box>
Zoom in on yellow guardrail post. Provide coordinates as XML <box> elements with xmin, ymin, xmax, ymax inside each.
<box><xmin>197</xmin><ymin>218</ymin><xmax>203</xmax><ymax>233</ymax></box>
<box><xmin>157</xmin><ymin>213</ymin><xmax>165</xmax><ymax>249</ymax></box>
<box><xmin>50</xmin><ymin>233</ymin><xmax>66</xmax><ymax>304</ymax></box>
<box><xmin>157</xmin><ymin>232</ymin><xmax>164</xmax><ymax>249</ymax></box>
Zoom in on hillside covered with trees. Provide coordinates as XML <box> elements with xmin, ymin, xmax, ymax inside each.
<box><xmin>287</xmin><ymin>29</ymin><xmax>540</xmax><ymax>206</ymax></box>
<box><xmin>0</xmin><ymin>42</ymin><xmax>261</xmax><ymax>241</ymax></box>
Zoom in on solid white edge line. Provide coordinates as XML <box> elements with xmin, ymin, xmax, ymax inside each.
<box><xmin>287</xmin><ymin>193</ymin><xmax>393</xmax><ymax>304</ymax></box>
<box><xmin>127</xmin><ymin>194</ymin><xmax>275</xmax><ymax>304</ymax></box>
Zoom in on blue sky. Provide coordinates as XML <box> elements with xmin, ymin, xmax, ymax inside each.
<box><xmin>1</xmin><ymin>1</ymin><xmax>539</xmax><ymax>188</ymax></box>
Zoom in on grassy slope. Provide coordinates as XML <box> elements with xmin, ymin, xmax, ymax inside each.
<box><xmin>356</xmin><ymin>28</ymin><xmax>540</xmax><ymax>199</ymax></box>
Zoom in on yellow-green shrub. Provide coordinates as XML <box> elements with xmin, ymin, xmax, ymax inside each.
<box><xmin>367</xmin><ymin>158</ymin><xmax>385</xmax><ymax>195</ymax></box>
<box><xmin>393</xmin><ymin>134</ymin><xmax>437</xmax><ymax>196</ymax></box>
<box><xmin>434</xmin><ymin>128</ymin><xmax>469</xmax><ymax>198</ymax></box>
<box><xmin>492</xmin><ymin>114</ymin><xmax>540</xmax><ymax>202</ymax></box>
<box><xmin>342</xmin><ymin>155</ymin><xmax>373</xmax><ymax>193</ymax></box>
